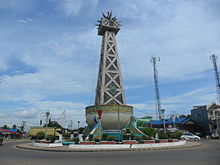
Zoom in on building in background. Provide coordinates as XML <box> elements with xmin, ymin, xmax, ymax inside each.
<box><xmin>149</xmin><ymin>117</ymin><xmax>198</xmax><ymax>133</ymax></box>
<box><xmin>191</xmin><ymin>105</ymin><xmax>210</xmax><ymax>136</ymax></box>
<box><xmin>0</xmin><ymin>129</ymin><xmax>22</xmax><ymax>139</ymax></box>
<box><xmin>207</xmin><ymin>103</ymin><xmax>220</xmax><ymax>138</ymax></box>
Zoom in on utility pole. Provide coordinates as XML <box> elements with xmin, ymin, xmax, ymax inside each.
<box><xmin>70</xmin><ymin>120</ymin><xmax>73</xmax><ymax>130</ymax></box>
<box><xmin>161</xmin><ymin>109</ymin><xmax>166</xmax><ymax>134</ymax></box>
<box><xmin>151</xmin><ymin>56</ymin><xmax>162</xmax><ymax>119</ymax></box>
<box><xmin>210</xmin><ymin>54</ymin><xmax>220</xmax><ymax>103</ymax></box>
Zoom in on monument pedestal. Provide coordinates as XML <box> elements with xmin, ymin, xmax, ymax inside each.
<box><xmin>85</xmin><ymin>105</ymin><xmax>133</xmax><ymax>141</ymax></box>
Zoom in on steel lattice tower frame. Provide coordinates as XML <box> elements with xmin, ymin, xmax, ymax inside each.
<box><xmin>210</xmin><ymin>54</ymin><xmax>220</xmax><ymax>103</ymax></box>
<box><xmin>95</xmin><ymin>12</ymin><xmax>125</xmax><ymax>105</ymax></box>
<box><xmin>151</xmin><ymin>56</ymin><xmax>162</xmax><ymax>119</ymax></box>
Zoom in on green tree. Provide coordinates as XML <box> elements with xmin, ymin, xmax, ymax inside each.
<box><xmin>44</xmin><ymin>120</ymin><xmax>63</xmax><ymax>129</ymax></box>
<box><xmin>186</xmin><ymin>114</ymin><xmax>192</xmax><ymax>119</ymax></box>
<box><xmin>46</xmin><ymin>135</ymin><xmax>56</xmax><ymax>142</ymax></box>
<box><xmin>167</xmin><ymin>131</ymin><xmax>183</xmax><ymax>139</ymax></box>
<box><xmin>158</xmin><ymin>131</ymin><xmax>168</xmax><ymax>139</ymax></box>
<box><xmin>179</xmin><ymin>115</ymin><xmax>187</xmax><ymax>118</ymax></box>
<box><xmin>136</xmin><ymin>121</ymin><xmax>145</xmax><ymax>127</ymax></box>
<box><xmin>2</xmin><ymin>125</ymin><xmax>9</xmax><ymax>129</ymax></box>
<box><xmin>12</xmin><ymin>124</ymin><xmax>17</xmax><ymax>129</ymax></box>
<box><xmin>140</xmin><ymin>127</ymin><xmax>156</xmax><ymax>138</ymax></box>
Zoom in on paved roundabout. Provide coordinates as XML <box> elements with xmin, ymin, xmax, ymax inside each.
<box><xmin>0</xmin><ymin>140</ymin><xmax>219</xmax><ymax>165</ymax></box>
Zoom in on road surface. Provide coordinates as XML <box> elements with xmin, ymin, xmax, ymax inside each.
<box><xmin>0</xmin><ymin>140</ymin><xmax>219</xmax><ymax>165</ymax></box>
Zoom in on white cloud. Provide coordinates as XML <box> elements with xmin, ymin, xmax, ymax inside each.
<box><xmin>50</xmin><ymin>0</ymin><xmax>100</xmax><ymax>17</ymax></box>
<box><xmin>133</xmin><ymin>103</ymin><xmax>152</xmax><ymax>110</ymax></box>
<box><xmin>0</xmin><ymin>0</ymin><xmax>219</xmax><ymax>125</ymax></box>
<box><xmin>0</xmin><ymin>113</ymin><xmax>4</xmax><ymax>118</ymax></box>
<box><xmin>30</xmin><ymin>101</ymin><xmax>85</xmax><ymax>113</ymax></box>
<box><xmin>0</xmin><ymin>27</ymin><xmax>100</xmax><ymax>103</ymax></box>
<box><xmin>131</xmin><ymin>86</ymin><xmax>216</xmax><ymax>117</ymax></box>
<box><xmin>116</xmin><ymin>0</ymin><xmax>220</xmax><ymax>82</ymax></box>
<box><xmin>14</xmin><ymin>109</ymin><xmax>38</xmax><ymax>119</ymax></box>
<box><xmin>162</xmin><ymin>87</ymin><xmax>215</xmax><ymax>104</ymax></box>
<box><xmin>18</xmin><ymin>17</ymin><xmax>33</xmax><ymax>24</ymax></box>
<box><xmin>0</xmin><ymin>0</ymin><xmax>35</xmax><ymax>11</ymax></box>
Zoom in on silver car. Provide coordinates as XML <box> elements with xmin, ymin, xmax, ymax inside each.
<box><xmin>180</xmin><ymin>133</ymin><xmax>200</xmax><ymax>141</ymax></box>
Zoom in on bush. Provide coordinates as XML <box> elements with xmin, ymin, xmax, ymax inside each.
<box><xmin>36</xmin><ymin>131</ymin><xmax>45</xmax><ymax>140</ymax></box>
<box><xmin>82</xmin><ymin>134</ymin><xmax>87</xmax><ymax>141</ymax></box>
<box><xmin>73</xmin><ymin>137</ymin><xmax>79</xmax><ymax>144</ymax></box>
<box><xmin>167</xmin><ymin>131</ymin><xmax>183</xmax><ymax>139</ymax></box>
<box><xmin>88</xmin><ymin>134</ymin><xmax>93</xmax><ymax>141</ymax></box>
<box><xmin>158</xmin><ymin>131</ymin><xmax>168</xmax><ymax>139</ymax></box>
<box><xmin>46</xmin><ymin>135</ymin><xmax>56</xmax><ymax>142</ymax></box>
<box><xmin>140</xmin><ymin>128</ymin><xmax>157</xmax><ymax>138</ymax></box>
<box><xmin>136</xmin><ymin>121</ymin><xmax>146</xmax><ymax>127</ymax></box>
<box><xmin>62</xmin><ymin>133</ymin><xmax>71</xmax><ymax>139</ymax></box>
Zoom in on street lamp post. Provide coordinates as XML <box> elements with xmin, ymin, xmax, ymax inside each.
<box><xmin>70</xmin><ymin>120</ymin><xmax>73</xmax><ymax>130</ymax></box>
<box><xmin>161</xmin><ymin>109</ymin><xmax>166</xmax><ymax>134</ymax></box>
<box><xmin>77</xmin><ymin>121</ymin><xmax>80</xmax><ymax>129</ymax></box>
<box><xmin>45</xmin><ymin>111</ymin><xmax>50</xmax><ymax>139</ymax></box>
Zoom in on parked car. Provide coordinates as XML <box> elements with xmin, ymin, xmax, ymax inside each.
<box><xmin>180</xmin><ymin>133</ymin><xmax>200</xmax><ymax>141</ymax></box>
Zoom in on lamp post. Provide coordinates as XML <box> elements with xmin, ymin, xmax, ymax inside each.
<box><xmin>161</xmin><ymin>109</ymin><xmax>166</xmax><ymax>134</ymax></box>
<box><xmin>45</xmin><ymin>111</ymin><xmax>50</xmax><ymax>139</ymax></box>
<box><xmin>70</xmin><ymin>120</ymin><xmax>73</xmax><ymax>130</ymax></box>
<box><xmin>77</xmin><ymin>121</ymin><xmax>80</xmax><ymax>129</ymax></box>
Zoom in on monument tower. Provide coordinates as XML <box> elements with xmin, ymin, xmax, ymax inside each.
<box><xmin>85</xmin><ymin>12</ymin><xmax>145</xmax><ymax>141</ymax></box>
<box><xmin>95</xmin><ymin>12</ymin><xmax>125</xmax><ymax>106</ymax></box>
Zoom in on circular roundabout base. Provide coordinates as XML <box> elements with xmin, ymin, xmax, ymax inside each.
<box><xmin>16</xmin><ymin>140</ymin><xmax>202</xmax><ymax>152</ymax></box>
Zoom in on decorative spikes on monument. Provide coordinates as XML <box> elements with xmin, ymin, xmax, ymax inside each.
<box><xmin>96</xmin><ymin>11</ymin><xmax>121</xmax><ymax>36</ymax></box>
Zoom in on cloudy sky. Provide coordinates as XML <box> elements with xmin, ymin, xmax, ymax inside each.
<box><xmin>0</xmin><ymin>0</ymin><xmax>219</xmax><ymax>129</ymax></box>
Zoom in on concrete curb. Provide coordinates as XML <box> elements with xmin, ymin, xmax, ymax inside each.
<box><xmin>16</xmin><ymin>141</ymin><xmax>202</xmax><ymax>152</ymax></box>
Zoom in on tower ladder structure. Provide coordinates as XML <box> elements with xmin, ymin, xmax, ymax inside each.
<box><xmin>95</xmin><ymin>11</ymin><xmax>125</xmax><ymax>105</ymax></box>
<box><xmin>151</xmin><ymin>56</ymin><xmax>162</xmax><ymax>119</ymax></box>
<box><xmin>210</xmin><ymin>54</ymin><xmax>220</xmax><ymax>103</ymax></box>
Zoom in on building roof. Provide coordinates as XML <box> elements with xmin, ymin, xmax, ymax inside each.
<box><xmin>0</xmin><ymin>129</ymin><xmax>19</xmax><ymax>134</ymax></box>
<box><xmin>149</xmin><ymin>117</ymin><xmax>191</xmax><ymax>125</ymax></box>
<box><xmin>141</xmin><ymin>116</ymin><xmax>153</xmax><ymax>119</ymax></box>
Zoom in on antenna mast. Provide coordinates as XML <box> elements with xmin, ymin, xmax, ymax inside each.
<box><xmin>151</xmin><ymin>56</ymin><xmax>162</xmax><ymax>119</ymax></box>
<box><xmin>210</xmin><ymin>54</ymin><xmax>220</xmax><ymax>103</ymax></box>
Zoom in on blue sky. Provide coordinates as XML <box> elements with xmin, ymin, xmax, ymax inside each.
<box><xmin>0</xmin><ymin>0</ymin><xmax>220</xmax><ymax>129</ymax></box>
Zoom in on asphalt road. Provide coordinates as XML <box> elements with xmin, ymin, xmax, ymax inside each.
<box><xmin>0</xmin><ymin>140</ymin><xmax>219</xmax><ymax>165</ymax></box>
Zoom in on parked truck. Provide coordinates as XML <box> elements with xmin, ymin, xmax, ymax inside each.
<box><xmin>29</xmin><ymin>127</ymin><xmax>62</xmax><ymax>139</ymax></box>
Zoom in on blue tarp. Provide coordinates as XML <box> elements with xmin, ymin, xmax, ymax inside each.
<box><xmin>7</xmin><ymin>129</ymin><xmax>18</xmax><ymax>132</ymax></box>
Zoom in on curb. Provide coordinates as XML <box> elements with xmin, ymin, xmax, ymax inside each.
<box><xmin>16</xmin><ymin>142</ymin><xmax>202</xmax><ymax>152</ymax></box>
